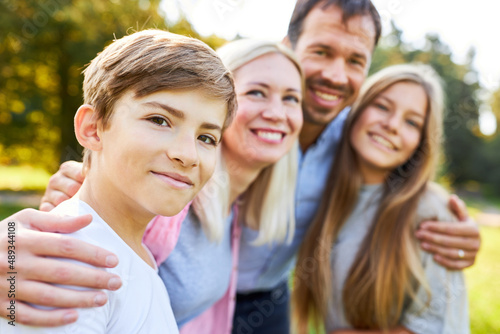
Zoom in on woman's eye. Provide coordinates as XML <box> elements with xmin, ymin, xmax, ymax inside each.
<box><xmin>284</xmin><ymin>95</ymin><xmax>300</xmax><ymax>104</ymax></box>
<box><xmin>198</xmin><ymin>135</ymin><xmax>217</xmax><ymax>146</ymax></box>
<box><xmin>247</xmin><ymin>90</ymin><xmax>265</xmax><ymax>98</ymax></box>
<box><xmin>149</xmin><ymin>116</ymin><xmax>169</xmax><ymax>127</ymax></box>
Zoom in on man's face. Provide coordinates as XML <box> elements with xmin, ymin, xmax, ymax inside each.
<box><xmin>293</xmin><ymin>4</ymin><xmax>376</xmax><ymax>126</ymax></box>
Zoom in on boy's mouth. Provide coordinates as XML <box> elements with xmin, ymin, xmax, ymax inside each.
<box><xmin>151</xmin><ymin>171</ymin><xmax>194</xmax><ymax>188</ymax></box>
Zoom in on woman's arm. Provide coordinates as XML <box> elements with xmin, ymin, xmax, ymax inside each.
<box><xmin>0</xmin><ymin>209</ymin><xmax>121</xmax><ymax>326</ymax></box>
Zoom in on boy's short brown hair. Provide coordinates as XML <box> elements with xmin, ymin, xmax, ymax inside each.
<box><xmin>82</xmin><ymin>29</ymin><xmax>237</xmax><ymax>167</ymax></box>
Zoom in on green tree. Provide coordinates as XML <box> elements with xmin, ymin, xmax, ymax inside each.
<box><xmin>491</xmin><ymin>86</ymin><xmax>500</xmax><ymax>124</ymax></box>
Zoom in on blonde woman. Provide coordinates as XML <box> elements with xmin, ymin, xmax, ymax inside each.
<box><xmin>293</xmin><ymin>64</ymin><xmax>469</xmax><ymax>334</ymax></box>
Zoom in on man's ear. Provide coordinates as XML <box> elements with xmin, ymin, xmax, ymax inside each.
<box><xmin>74</xmin><ymin>104</ymin><xmax>102</xmax><ymax>151</ymax></box>
<box><xmin>282</xmin><ymin>35</ymin><xmax>292</xmax><ymax>48</ymax></box>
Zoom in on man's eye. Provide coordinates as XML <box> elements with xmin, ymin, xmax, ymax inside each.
<box><xmin>349</xmin><ymin>58</ymin><xmax>363</xmax><ymax>66</ymax></box>
<box><xmin>149</xmin><ymin>116</ymin><xmax>169</xmax><ymax>127</ymax></box>
<box><xmin>314</xmin><ymin>50</ymin><xmax>327</xmax><ymax>56</ymax></box>
<box><xmin>199</xmin><ymin>135</ymin><xmax>217</xmax><ymax>146</ymax></box>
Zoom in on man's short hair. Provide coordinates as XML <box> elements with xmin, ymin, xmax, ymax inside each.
<box><xmin>81</xmin><ymin>29</ymin><xmax>236</xmax><ymax>168</ymax></box>
<box><xmin>287</xmin><ymin>0</ymin><xmax>382</xmax><ymax>48</ymax></box>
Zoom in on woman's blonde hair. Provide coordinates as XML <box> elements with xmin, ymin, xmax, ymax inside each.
<box><xmin>292</xmin><ymin>64</ymin><xmax>445</xmax><ymax>332</ymax></box>
<box><xmin>192</xmin><ymin>39</ymin><xmax>303</xmax><ymax>245</ymax></box>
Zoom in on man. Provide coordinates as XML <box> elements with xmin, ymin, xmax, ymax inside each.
<box><xmin>0</xmin><ymin>0</ymin><xmax>480</xmax><ymax>331</ymax></box>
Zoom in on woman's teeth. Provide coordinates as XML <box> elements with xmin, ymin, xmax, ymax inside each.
<box><xmin>256</xmin><ymin>131</ymin><xmax>283</xmax><ymax>141</ymax></box>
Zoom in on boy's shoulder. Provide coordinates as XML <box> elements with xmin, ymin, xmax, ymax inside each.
<box><xmin>52</xmin><ymin>198</ymin><xmax>122</xmax><ymax>253</ymax></box>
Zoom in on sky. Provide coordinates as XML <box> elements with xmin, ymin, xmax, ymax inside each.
<box><xmin>160</xmin><ymin>0</ymin><xmax>499</xmax><ymax>135</ymax></box>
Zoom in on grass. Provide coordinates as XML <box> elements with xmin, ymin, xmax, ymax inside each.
<box><xmin>0</xmin><ymin>203</ymin><xmax>32</xmax><ymax>220</ymax></box>
<box><xmin>0</xmin><ymin>165</ymin><xmax>51</xmax><ymax>191</ymax></box>
<box><xmin>465</xmin><ymin>225</ymin><xmax>500</xmax><ymax>333</ymax></box>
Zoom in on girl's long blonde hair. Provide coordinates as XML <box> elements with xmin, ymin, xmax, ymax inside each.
<box><xmin>292</xmin><ymin>64</ymin><xmax>445</xmax><ymax>332</ymax></box>
<box><xmin>193</xmin><ymin>39</ymin><xmax>304</xmax><ymax>245</ymax></box>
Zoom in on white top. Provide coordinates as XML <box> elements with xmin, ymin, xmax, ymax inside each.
<box><xmin>0</xmin><ymin>198</ymin><xmax>179</xmax><ymax>334</ymax></box>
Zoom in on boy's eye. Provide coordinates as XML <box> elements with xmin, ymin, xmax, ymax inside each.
<box><xmin>198</xmin><ymin>134</ymin><xmax>217</xmax><ymax>146</ymax></box>
<box><xmin>149</xmin><ymin>116</ymin><xmax>169</xmax><ymax>127</ymax></box>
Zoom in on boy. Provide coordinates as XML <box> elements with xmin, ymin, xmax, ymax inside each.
<box><xmin>0</xmin><ymin>29</ymin><xmax>235</xmax><ymax>333</ymax></box>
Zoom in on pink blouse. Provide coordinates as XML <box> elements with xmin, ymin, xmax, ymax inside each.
<box><xmin>142</xmin><ymin>204</ymin><xmax>241</xmax><ymax>334</ymax></box>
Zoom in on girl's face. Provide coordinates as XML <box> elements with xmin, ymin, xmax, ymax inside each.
<box><xmin>350</xmin><ymin>81</ymin><xmax>428</xmax><ymax>184</ymax></box>
<box><xmin>222</xmin><ymin>52</ymin><xmax>303</xmax><ymax>168</ymax></box>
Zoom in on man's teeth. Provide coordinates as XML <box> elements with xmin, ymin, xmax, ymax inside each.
<box><xmin>256</xmin><ymin>131</ymin><xmax>283</xmax><ymax>141</ymax></box>
<box><xmin>371</xmin><ymin>134</ymin><xmax>395</xmax><ymax>150</ymax></box>
<box><xmin>315</xmin><ymin>90</ymin><xmax>339</xmax><ymax>101</ymax></box>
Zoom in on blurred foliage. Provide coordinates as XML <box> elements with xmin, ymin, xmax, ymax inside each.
<box><xmin>371</xmin><ymin>23</ymin><xmax>499</xmax><ymax>195</ymax></box>
<box><xmin>491</xmin><ymin>87</ymin><xmax>500</xmax><ymax>122</ymax></box>
<box><xmin>0</xmin><ymin>0</ymin><xmax>225</xmax><ymax>172</ymax></box>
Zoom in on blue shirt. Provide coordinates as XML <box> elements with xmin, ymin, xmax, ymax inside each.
<box><xmin>236</xmin><ymin>107</ymin><xmax>350</xmax><ymax>292</ymax></box>
<box><xmin>159</xmin><ymin>208</ymin><xmax>234</xmax><ymax>326</ymax></box>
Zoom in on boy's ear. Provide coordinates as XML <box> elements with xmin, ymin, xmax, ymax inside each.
<box><xmin>74</xmin><ymin>104</ymin><xmax>102</xmax><ymax>151</ymax></box>
<box><xmin>282</xmin><ymin>35</ymin><xmax>292</xmax><ymax>48</ymax></box>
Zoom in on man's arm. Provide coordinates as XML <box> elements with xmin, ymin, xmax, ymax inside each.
<box><xmin>416</xmin><ymin>195</ymin><xmax>480</xmax><ymax>270</ymax></box>
<box><xmin>0</xmin><ymin>209</ymin><xmax>122</xmax><ymax>326</ymax></box>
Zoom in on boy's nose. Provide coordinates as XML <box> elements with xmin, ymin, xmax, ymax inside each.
<box><xmin>168</xmin><ymin>135</ymin><xmax>199</xmax><ymax>167</ymax></box>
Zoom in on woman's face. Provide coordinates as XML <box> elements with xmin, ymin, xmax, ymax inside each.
<box><xmin>222</xmin><ymin>52</ymin><xmax>303</xmax><ymax>168</ymax></box>
<box><xmin>350</xmin><ymin>81</ymin><xmax>428</xmax><ymax>183</ymax></box>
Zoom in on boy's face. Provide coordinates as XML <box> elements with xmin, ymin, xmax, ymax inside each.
<box><xmin>94</xmin><ymin>89</ymin><xmax>227</xmax><ymax>218</ymax></box>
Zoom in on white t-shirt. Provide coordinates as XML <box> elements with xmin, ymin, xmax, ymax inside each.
<box><xmin>0</xmin><ymin>198</ymin><xmax>179</xmax><ymax>334</ymax></box>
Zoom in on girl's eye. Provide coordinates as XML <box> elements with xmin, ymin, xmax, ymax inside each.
<box><xmin>247</xmin><ymin>90</ymin><xmax>265</xmax><ymax>98</ymax></box>
<box><xmin>375</xmin><ymin>103</ymin><xmax>388</xmax><ymax>111</ymax></box>
<box><xmin>149</xmin><ymin>116</ymin><xmax>169</xmax><ymax>127</ymax></box>
<box><xmin>198</xmin><ymin>135</ymin><xmax>217</xmax><ymax>146</ymax></box>
<box><xmin>406</xmin><ymin>119</ymin><xmax>421</xmax><ymax>129</ymax></box>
